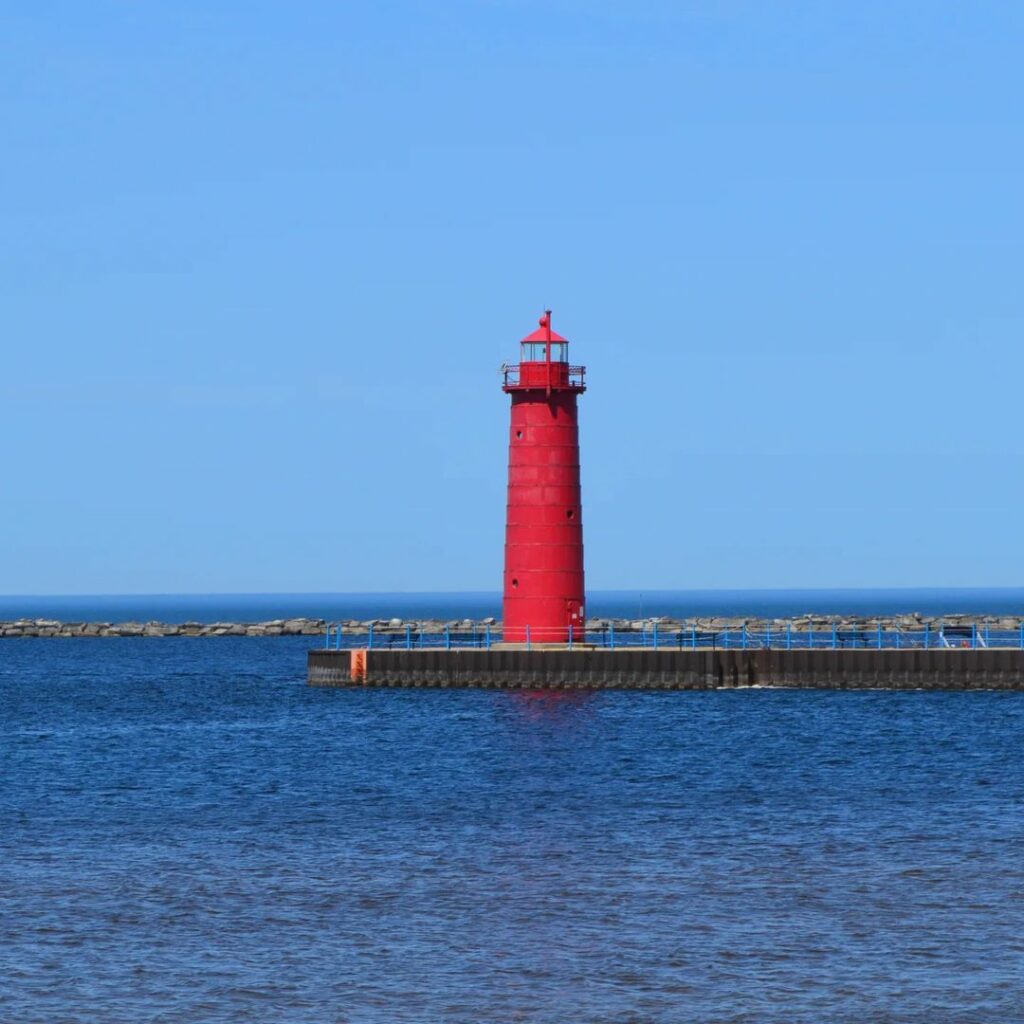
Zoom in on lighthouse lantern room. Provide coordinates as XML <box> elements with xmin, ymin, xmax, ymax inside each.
<box><xmin>501</xmin><ymin>311</ymin><xmax>586</xmax><ymax>644</ymax></box>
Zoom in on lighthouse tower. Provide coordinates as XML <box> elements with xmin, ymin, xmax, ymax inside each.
<box><xmin>502</xmin><ymin>311</ymin><xmax>586</xmax><ymax>644</ymax></box>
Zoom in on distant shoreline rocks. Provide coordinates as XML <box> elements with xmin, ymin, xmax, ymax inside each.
<box><xmin>0</xmin><ymin>613</ymin><xmax>1022</xmax><ymax>638</ymax></box>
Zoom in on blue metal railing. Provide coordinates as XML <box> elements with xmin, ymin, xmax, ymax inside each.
<box><xmin>324</xmin><ymin>622</ymin><xmax>1024</xmax><ymax>651</ymax></box>
<box><xmin>324</xmin><ymin>624</ymin><xmax>496</xmax><ymax>650</ymax></box>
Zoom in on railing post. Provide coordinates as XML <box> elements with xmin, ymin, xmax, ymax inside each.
<box><xmin>568</xmin><ymin>624</ymin><xmax>574</xmax><ymax>650</ymax></box>
<box><xmin>445</xmin><ymin>624</ymin><xmax>451</xmax><ymax>650</ymax></box>
<box><xmin>808</xmin><ymin>626</ymin><xmax>812</xmax><ymax>650</ymax></box>
<box><xmin>486</xmin><ymin>624</ymin><xmax>491</xmax><ymax>650</ymax></box>
<box><xmin>526</xmin><ymin>624</ymin><xmax>531</xmax><ymax>651</ymax></box>
<box><xmin>971</xmin><ymin>623</ymin><xmax>977</xmax><ymax>649</ymax></box>
<box><xmin>924</xmin><ymin>623</ymin><xmax>930</xmax><ymax>649</ymax></box>
<box><xmin>831</xmin><ymin>620</ymin><xmax>837</xmax><ymax>650</ymax></box>
<box><xmin>985</xmin><ymin>623</ymin><xmax>990</xmax><ymax>648</ymax></box>
<box><xmin>877</xmin><ymin>622</ymin><xmax>882</xmax><ymax>649</ymax></box>
<box><xmin>406</xmin><ymin>625</ymin><xmax>411</xmax><ymax>649</ymax></box>
<box><xmin>653</xmin><ymin>622</ymin><xmax>658</xmax><ymax>650</ymax></box>
<box><xmin>741</xmin><ymin>624</ymin><xmax>747</xmax><ymax>650</ymax></box>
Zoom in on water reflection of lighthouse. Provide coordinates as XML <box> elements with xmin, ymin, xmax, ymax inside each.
<box><xmin>501</xmin><ymin>311</ymin><xmax>586</xmax><ymax>644</ymax></box>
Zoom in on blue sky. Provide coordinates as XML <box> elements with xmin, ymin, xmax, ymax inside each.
<box><xmin>2</xmin><ymin>1</ymin><xmax>1022</xmax><ymax>594</ymax></box>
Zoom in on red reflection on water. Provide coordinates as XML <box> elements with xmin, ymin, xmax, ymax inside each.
<box><xmin>508</xmin><ymin>689</ymin><xmax>596</xmax><ymax>722</ymax></box>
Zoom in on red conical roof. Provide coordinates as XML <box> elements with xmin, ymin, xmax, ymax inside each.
<box><xmin>520</xmin><ymin>310</ymin><xmax>567</xmax><ymax>344</ymax></box>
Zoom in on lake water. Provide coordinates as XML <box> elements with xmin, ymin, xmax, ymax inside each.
<box><xmin>2</xmin><ymin>636</ymin><xmax>1023</xmax><ymax>1022</ymax></box>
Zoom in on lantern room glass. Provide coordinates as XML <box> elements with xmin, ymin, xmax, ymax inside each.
<box><xmin>521</xmin><ymin>341</ymin><xmax>568</xmax><ymax>363</ymax></box>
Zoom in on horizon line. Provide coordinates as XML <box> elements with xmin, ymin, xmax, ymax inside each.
<box><xmin>2</xmin><ymin>585</ymin><xmax>1023</xmax><ymax>599</ymax></box>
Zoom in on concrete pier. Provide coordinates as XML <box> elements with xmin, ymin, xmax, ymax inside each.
<box><xmin>308</xmin><ymin>647</ymin><xmax>1024</xmax><ymax>690</ymax></box>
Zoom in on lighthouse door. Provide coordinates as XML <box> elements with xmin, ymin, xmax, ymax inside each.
<box><xmin>567</xmin><ymin>599</ymin><xmax>580</xmax><ymax>633</ymax></box>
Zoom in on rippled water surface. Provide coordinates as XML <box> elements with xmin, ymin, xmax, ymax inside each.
<box><xmin>2</xmin><ymin>638</ymin><xmax>1023</xmax><ymax>1022</ymax></box>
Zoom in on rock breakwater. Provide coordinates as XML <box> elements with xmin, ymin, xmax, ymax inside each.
<box><xmin>1</xmin><ymin>613</ymin><xmax>1022</xmax><ymax>638</ymax></box>
<box><xmin>0</xmin><ymin>618</ymin><xmax>328</xmax><ymax>638</ymax></box>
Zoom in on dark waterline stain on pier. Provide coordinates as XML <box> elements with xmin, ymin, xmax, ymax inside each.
<box><xmin>2</xmin><ymin>638</ymin><xmax>1023</xmax><ymax>1022</ymax></box>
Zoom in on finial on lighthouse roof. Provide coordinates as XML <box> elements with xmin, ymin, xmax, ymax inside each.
<box><xmin>521</xmin><ymin>309</ymin><xmax>567</xmax><ymax>344</ymax></box>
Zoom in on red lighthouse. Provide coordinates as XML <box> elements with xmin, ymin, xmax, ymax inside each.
<box><xmin>502</xmin><ymin>311</ymin><xmax>586</xmax><ymax>644</ymax></box>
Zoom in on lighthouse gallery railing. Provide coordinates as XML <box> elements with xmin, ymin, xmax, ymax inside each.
<box><xmin>502</xmin><ymin>364</ymin><xmax>586</xmax><ymax>389</ymax></box>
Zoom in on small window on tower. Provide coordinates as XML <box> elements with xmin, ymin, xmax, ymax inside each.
<box><xmin>550</xmin><ymin>342</ymin><xmax>568</xmax><ymax>362</ymax></box>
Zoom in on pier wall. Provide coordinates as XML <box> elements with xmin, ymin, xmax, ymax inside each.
<box><xmin>307</xmin><ymin>648</ymin><xmax>1024</xmax><ymax>690</ymax></box>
